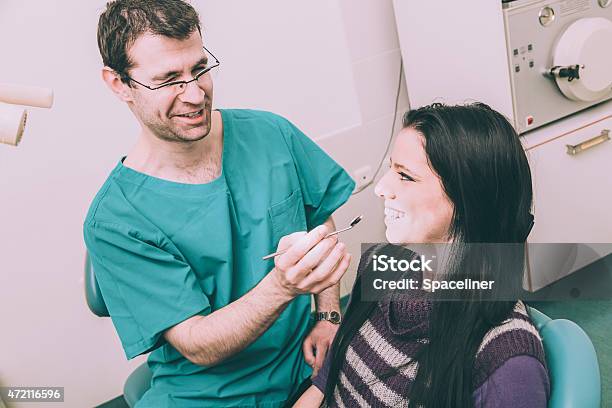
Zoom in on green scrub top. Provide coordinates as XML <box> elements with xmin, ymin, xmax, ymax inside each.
<box><xmin>83</xmin><ymin>109</ymin><xmax>355</xmax><ymax>407</ymax></box>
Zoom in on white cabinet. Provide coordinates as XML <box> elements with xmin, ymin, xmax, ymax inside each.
<box><xmin>527</xmin><ymin>118</ymin><xmax>612</xmax><ymax>242</ymax></box>
<box><xmin>523</xmin><ymin>103</ymin><xmax>612</xmax><ymax>290</ymax></box>
<box><xmin>392</xmin><ymin>0</ymin><xmax>612</xmax><ymax>289</ymax></box>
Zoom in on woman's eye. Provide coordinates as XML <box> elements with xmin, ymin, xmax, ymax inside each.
<box><xmin>398</xmin><ymin>172</ymin><xmax>414</xmax><ymax>182</ymax></box>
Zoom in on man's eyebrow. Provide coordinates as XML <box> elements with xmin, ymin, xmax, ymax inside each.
<box><xmin>192</xmin><ymin>56</ymin><xmax>209</xmax><ymax>69</ymax></box>
<box><xmin>151</xmin><ymin>70</ymin><xmax>181</xmax><ymax>82</ymax></box>
<box><xmin>151</xmin><ymin>56</ymin><xmax>209</xmax><ymax>81</ymax></box>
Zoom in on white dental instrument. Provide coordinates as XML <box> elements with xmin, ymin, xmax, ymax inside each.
<box><xmin>262</xmin><ymin>215</ymin><xmax>363</xmax><ymax>260</ymax></box>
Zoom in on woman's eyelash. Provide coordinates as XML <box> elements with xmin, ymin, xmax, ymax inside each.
<box><xmin>398</xmin><ymin>172</ymin><xmax>415</xmax><ymax>181</ymax></box>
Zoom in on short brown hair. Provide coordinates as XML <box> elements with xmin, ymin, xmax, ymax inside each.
<box><xmin>97</xmin><ymin>0</ymin><xmax>202</xmax><ymax>82</ymax></box>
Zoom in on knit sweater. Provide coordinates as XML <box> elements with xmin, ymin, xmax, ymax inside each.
<box><xmin>313</xmin><ymin>247</ymin><xmax>548</xmax><ymax>407</ymax></box>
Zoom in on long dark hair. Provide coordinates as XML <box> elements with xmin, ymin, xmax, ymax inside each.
<box><xmin>323</xmin><ymin>103</ymin><xmax>534</xmax><ymax>407</ymax></box>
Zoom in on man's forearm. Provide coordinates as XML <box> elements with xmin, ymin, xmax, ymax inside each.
<box><xmin>167</xmin><ymin>271</ymin><xmax>294</xmax><ymax>366</ymax></box>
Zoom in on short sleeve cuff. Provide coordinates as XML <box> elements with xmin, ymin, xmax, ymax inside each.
<box><xmin>306</xmin><ymin>173</ymin><xmax>355</xmax><ymax>229</ymax></box>
<box><xmin>123</xmin><ymin>299</ymin><xmax>210</xmax><ymax>359</ymax></box>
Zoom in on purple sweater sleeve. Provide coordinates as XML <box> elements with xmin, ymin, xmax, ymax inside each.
<box><xmin>314</xmin><ymin>354</ymin><xmax>549</xmax><ymax>405</ymax></box>
<box><xmin>473</xmin><ymin>355</ymin><xmax>550</xmax><ymax>408</ymax></box>
<box><xmin>312</xmin><ymin>351</ymin><xmax>333</xmax><ymax>392</ymax></box>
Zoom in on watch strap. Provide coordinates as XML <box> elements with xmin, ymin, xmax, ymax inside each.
<box><xmin>315</xmin><ymin>311</ymin><xmax>341</xmax><ymax>324</ymax></box>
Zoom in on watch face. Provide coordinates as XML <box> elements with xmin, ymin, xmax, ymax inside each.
<box><xmin>329</xmin><ymin>311</ymin><xmax>341</xmax><ymax>324</ymax></box>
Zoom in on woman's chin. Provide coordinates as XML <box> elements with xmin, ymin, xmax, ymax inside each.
<box><xmin>385</xmin><ymin>228</ymin><xmax>410</xmax><ymax>245</ymax></box>
<box><xmin>384</xmin><ymin>217</ymin><xmax>412</xmax><ymax>244</ymax></box>
<box><xmin>385</xmin><ymin>226</ymin><xmax>429</xmax><ymax>245</ymax></box>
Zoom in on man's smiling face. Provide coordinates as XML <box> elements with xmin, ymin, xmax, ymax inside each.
<box><xmin>125</xmin><ymin>30</ymin><xmax>214</xmax><ymax>143</ymax></box>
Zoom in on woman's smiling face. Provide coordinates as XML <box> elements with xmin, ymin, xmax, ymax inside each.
<box><xmin>374</xmin><ymin>127</ymin><xmax>454</xmax><ymax>244</ymax></box>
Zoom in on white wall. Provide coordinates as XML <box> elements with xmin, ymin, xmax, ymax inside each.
<box><xmin>392</xmin><ymin>0</ymin><xmax>514</xmax><ymax>120</ymax></box>
<box><xmin>0</xmin><ymin>1</ymin><xmax>406</xmax><ymax>406</ymax></box>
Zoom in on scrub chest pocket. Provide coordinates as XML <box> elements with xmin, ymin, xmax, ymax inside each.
<box><xmin>268</xmin><ymin>189</ymin><xmax>308</xmax><ymax>245</ymax></box>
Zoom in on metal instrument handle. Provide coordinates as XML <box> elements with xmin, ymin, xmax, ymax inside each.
<box><xmin>566</xmin><ymin>129</ymin><xmax>610</xmax><ymax>156</ymax></box>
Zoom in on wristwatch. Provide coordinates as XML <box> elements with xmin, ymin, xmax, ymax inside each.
<box><xmin>314</xmin><ymin>311</ymin><xmax>342</xmax><ymax>324</ymax></box>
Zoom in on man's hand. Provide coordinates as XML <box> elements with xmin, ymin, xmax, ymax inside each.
<box><xmin>272</xmin><ymin>225</ymin><xmax>351</xmax><ymax>296</ymax></box>
<box><xmin>303</xmin><ymin>321</ymin><xmax>339</xmax><ymax>377</ymax></box>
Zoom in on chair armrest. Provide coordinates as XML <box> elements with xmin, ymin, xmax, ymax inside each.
<box><xmin>541</xmin><ymin>319</ymin><xmax>601</xmax><ymax>408</ymax></box>
<box><xmin>123</xmin><ymin>363</ymin><xmax>153</xmax><ymax>408</ymax></box>
<box><xmin>84</xmin><ymin>252</ymin><xmax>109</xmax><ymax>317</ymax></box>
<box><xmin>526</xmin><ymin>305</ymin><xmax>552</xmax><ymax>331</ymax></box>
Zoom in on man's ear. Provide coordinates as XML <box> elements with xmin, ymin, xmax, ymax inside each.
<box><xmin>101</xmin><ymin>67</ymin><xmax>134</xmax><ymax>102</ymax></box>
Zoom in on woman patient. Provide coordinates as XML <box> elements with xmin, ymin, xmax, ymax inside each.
<box><xmin>293</xmin><ymin>103</ymin><xmax>549</xmax><ymax>407</ymax></box>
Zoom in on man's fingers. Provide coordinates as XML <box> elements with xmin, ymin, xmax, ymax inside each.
<box><xmin>310</xmin><ymin>253</ymin><xmax>351</xmax><ymax>294</ymax></box>
<box><xmin>308</xmin><ymin>241</ymin><xmax>346</xmax><ymax>281</ymax></box>
<box><xmin>292</xmin><ymin>236</ymin><xmax>339</xmax><ymax>276</ymax></box>
<box><xmin>303</xmin><ymin>337</ymin><xmax>315</xmax><ymax>366</ymax></box>
<box><xmin>277</xmin><ymin>231</ymin><xmax>307</xmax><ymax>252</ymax></box>
<box><xmin>280</xmin><ymin>224</ymin><xmax>331</xmax><ymax>265</ymax></box>
<box><xmin>314</xmin><ymin>342</ymin><xmax>327</xmax><ymax>375</ymax></box>
<box><xmin>274</xmin><ymin>225</ymin><xmax>346</xmax><ymax>296</ymax></box>
<box><xmin>281</xmin><ymin>236</ymin><xmax>338</xmax><ymax>286</ymax></box>
<box><xmin>300</xmin><ymin>243</ymin><xmax>346</xmax><ymax>289</ymax></box>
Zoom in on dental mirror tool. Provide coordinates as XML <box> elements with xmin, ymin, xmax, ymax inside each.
<box><xmin>262</xmin><ymin>215</ymin><xmax>363</xmax><ymax>260</ymax></box>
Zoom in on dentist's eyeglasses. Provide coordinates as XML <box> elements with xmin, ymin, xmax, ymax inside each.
<box><xmin>123</xmin><ymin>46</ymin><xmax>220</xmax><ymax>94</ymax></box>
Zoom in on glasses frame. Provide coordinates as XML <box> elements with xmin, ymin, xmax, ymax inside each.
<box><xmin>124</xmin><ymin>46</ymin><xmax>220</xmax><ymax>92</ymax></box>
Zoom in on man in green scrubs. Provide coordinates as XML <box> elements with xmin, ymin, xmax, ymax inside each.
<box><xmin>84</xmin><ymin>1</ymin><xmax>355</xmax><ymax>407</ymax></box>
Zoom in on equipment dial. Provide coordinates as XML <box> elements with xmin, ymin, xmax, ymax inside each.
<box><xmin>539</xmin><ymin>6</ymin><xmax>555</xmax><ymax>26</ymax></box>
<box><xmin>599</xmin><ymin>0</ymin><xmax>612</xmax><ymax>8</ymax></box>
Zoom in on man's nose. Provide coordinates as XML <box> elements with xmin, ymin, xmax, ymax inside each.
<box><xmin>178</xmin><ymin>80</ymin><xmax>206</xmax><ymax>105</ymax></box>
<box><xmin>374</xmin><ymin>170</ymin><xmax>396</xmax><ymax>199</ymax></box>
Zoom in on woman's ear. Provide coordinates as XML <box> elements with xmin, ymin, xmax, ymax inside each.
<box><xmin>101</xmin><ymin>67</ymin><xmax>134</xmax><ymax>102</ymax></box>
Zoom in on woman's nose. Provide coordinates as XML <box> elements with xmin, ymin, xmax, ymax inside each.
<box><xmin>374</xmin><ymin>170</ymin><xmax>396</xmax><ymax>199</ymax></box>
